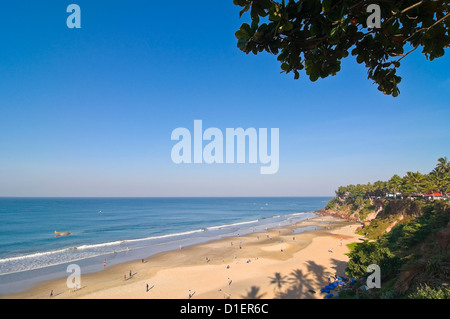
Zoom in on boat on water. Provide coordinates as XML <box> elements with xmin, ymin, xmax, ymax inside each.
<box><xmin>54</xmin><ymin>231</ymin><xmax>71</xmax><ymax>237</ymax></box>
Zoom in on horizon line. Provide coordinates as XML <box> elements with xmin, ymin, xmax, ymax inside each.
<box><xmin>0</xmin><ymin>195</ymin><xmax>334</xmax><ymax>198</ymax></box>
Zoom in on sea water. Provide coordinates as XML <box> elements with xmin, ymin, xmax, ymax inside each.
<box><xmin>0</xmin><ymin>197</ymin><xmax>330</xmax><ymax>294</ymax></box>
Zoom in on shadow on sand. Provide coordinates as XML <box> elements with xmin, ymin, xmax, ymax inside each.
<box><xmin>241</xmin><ymin>258</ymin><xmax>348</xmax><ymax>299</ymax></box>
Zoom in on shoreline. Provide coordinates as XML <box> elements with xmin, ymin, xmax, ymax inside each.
<box><xmin>1</xmin><ymin>214</ymin><xmax>362</xmax><ymax>299</ymax></box>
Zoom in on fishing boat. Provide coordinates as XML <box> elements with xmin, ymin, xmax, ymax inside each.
<box><xmin>54</xmin><ymin>231</ymin><xmax>71</xmax><ymax>237</ymax></box>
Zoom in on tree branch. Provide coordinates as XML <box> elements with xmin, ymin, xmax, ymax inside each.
<box><xmin>401</xmin><ymin>0</ymin><xmax>424</xmax><ymax>14</ymax></box>
<box><xmin>383</xmin><ymin>0</ymin><xmax>425</xmax><ymax>26</ymax></box>
<box><xmin>404</xmin><ymin>12</ymin><xmax>450</xmax><ymax>43</ymax></box>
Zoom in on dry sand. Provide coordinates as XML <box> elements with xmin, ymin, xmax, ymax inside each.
<box><xmin>3</xmin><ymin>215</ymin><xmax>362</xmax><ymax>299</ymax></box>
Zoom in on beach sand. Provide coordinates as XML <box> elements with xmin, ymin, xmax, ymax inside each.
<box><xmin>3</xmin><ymin>215</ymin><xmax>362</xmax><ymax>299</ymax></box>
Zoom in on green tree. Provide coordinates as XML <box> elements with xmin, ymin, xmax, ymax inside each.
<box><xmin>434</xmin><ymin>156</ymin><xmax>450</xmax><ymax>175</ymax></box>
<box><xmin>233</xmin><ymin>0</ymin><xmax>450</xmax><ymax>97</ymax></box>
<box><xmin>354</xmin><ymin>196</ymin><xmax>364</xmax><ymax>209</ymax></box>
<box><xmin>405</xmin><ymin>171</ymin><xmax>426</xmax><ymax>193</ymax></box>
<box><xmin>430</xmin><ymin>156</ymin><xmax>450</xmax><ymax>194</ymax></box>
<box><xmin>387</xmin><ymin>174</ymin><xmax>403</xmax><ymax>194</ymax></box>
<box><xmin>346</xmin><ymin>240</ymin><xmax>399</xmax><ymax>279</ymax></box>
<box><xmin>335</xmin><ymin>185</ymin><xmax>349</xmax><ymax>198</ymax></box>
<box><xmin>372</xmin><ymin>180</ymin><xmax>387</xmax><ymax>197</ymax></box>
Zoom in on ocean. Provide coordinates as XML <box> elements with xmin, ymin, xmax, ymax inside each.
<box><xmin>0</xmin><ymin>197</ymin><xmax>331</xmax><ymax>294</ymax></box>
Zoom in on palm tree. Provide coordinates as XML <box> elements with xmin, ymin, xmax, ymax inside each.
<box><xmin>373</xmin><ymin>180</ymin><xmax>387</xmax><ymax>197</ymax></box>
<box><xmin>430</xmin><ymin>157</ymin><xmax>450</xmax><ymax>194</ymax></box>
<box><xmin>388</xmin><ymin>174</ymin><xmax>402</xmax><ymax>196</ymax></box>
<box><xmin>439</xmin><ymin>174</ymin><xmax>450</xmax><ymax>194</ymax></box>
<box><xmin>434</xmin><ymin>156</ymin><xmax>449</xmax><ymax>175</ymax></box>
<box><xmin>405</xmin><ymin>171</ymin><xmax>426</xmax><ymax>194</ymax></box>
<box><xmin>423</xmin><ymin>175</ymin><xmax>437</xmax><ymax>194</ymax></box>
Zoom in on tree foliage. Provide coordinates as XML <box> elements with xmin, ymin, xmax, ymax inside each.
<box><xmin>408</xmin><ymin>284</ymin><xmax>450</xmax><ymax>299</ymax></box>
<box><xmin>233</xmin><ymin>0</ymin><xmax>450</xmax><ymax>96</ymax></box>
<box><xmin>346</xmin><ymin>240</ymin><xmax>400</xmax><ymax>278</ymax></box>
<box><xmin>334</xmin><ymin>157</ymin><xmax>450</xmax><ymax>199</ymax></box>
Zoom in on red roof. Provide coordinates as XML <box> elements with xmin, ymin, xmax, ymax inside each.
<box><xmin>425</xmin><ymin>191</ymin><xmax>443</xmax><ymax>197</ymax></box>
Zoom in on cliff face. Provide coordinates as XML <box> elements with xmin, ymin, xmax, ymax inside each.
<box><xmin>320</xmin><ymin>198</ymin><xmax>425</xmax><ymax>219</ymax></box>
<box><xmin>317</xmin><ymin>198</ymin><xmax>385</xmax><ymax>223</ymax></box>
<box><xmin>384</xmin><ymin>199</ymin><xmax>423</xmax><ymax>217</ymax></box>
<box><xmin>322</xmin><ymin>196</ymin><xmax>450</xmax><ymax>298</ymax></box>
<box><xmin>317</xmin><ymin>198</ymin><xmax>433</xmax><ymax>237</ymax></box>
<box><xmin>317</xmin><ymin>207</ymin><xmax>359</xmax><ymax>221</ymax></box>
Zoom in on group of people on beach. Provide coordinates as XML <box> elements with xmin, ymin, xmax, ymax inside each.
<box><xmin>124</xmin><ymin>270</ymin><xmax>134</xmax><ymax>280</ymax></box>
<box><xmin>46</xmin><ymin>217</ymin><xmax>349</xmax><ymax>299</ymax></box>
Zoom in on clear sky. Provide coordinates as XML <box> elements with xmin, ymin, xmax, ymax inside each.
<box><xmin>1</xmin><ymin>1</ymin><xmax>449</xmax><ymax>197</ymax></box>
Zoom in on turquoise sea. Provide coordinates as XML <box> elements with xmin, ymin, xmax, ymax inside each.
<box><xmin>0</xmin><ymin>197</ymin><xmax>331</xmax><ymax>294</ymax></box>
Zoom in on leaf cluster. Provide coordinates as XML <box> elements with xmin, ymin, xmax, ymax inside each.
<box><xmin>234</xmin><ymin>0</ymin><xmax>450</xmax><ymax>96</ymax></box>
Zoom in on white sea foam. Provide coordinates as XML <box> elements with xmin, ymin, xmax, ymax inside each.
<box><xmin>0</xmin><ymin>212</ymin><xmax>315</xmax><ymax>276</ymax></box>
<box><xmin>205</xmin><ymin>219</ymin><xmax>259</xmax><ymax>230</ymax></box>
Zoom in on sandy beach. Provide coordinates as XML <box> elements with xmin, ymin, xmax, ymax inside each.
<box><xmin>3</xmin><ymin>215</ymin><xmax>361</xmax><ymax>299</ymax></box>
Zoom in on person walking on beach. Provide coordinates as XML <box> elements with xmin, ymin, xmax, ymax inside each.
<box><xmin>50</xmin><ymin>290</ymin><xmax>53</xmax><ymax>298</ymax></box>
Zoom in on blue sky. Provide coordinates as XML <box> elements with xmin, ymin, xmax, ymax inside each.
<box><xmin>1</xmin><ymin>1</ymin><xmax>449</xmax><ymax>197</ymax></box>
